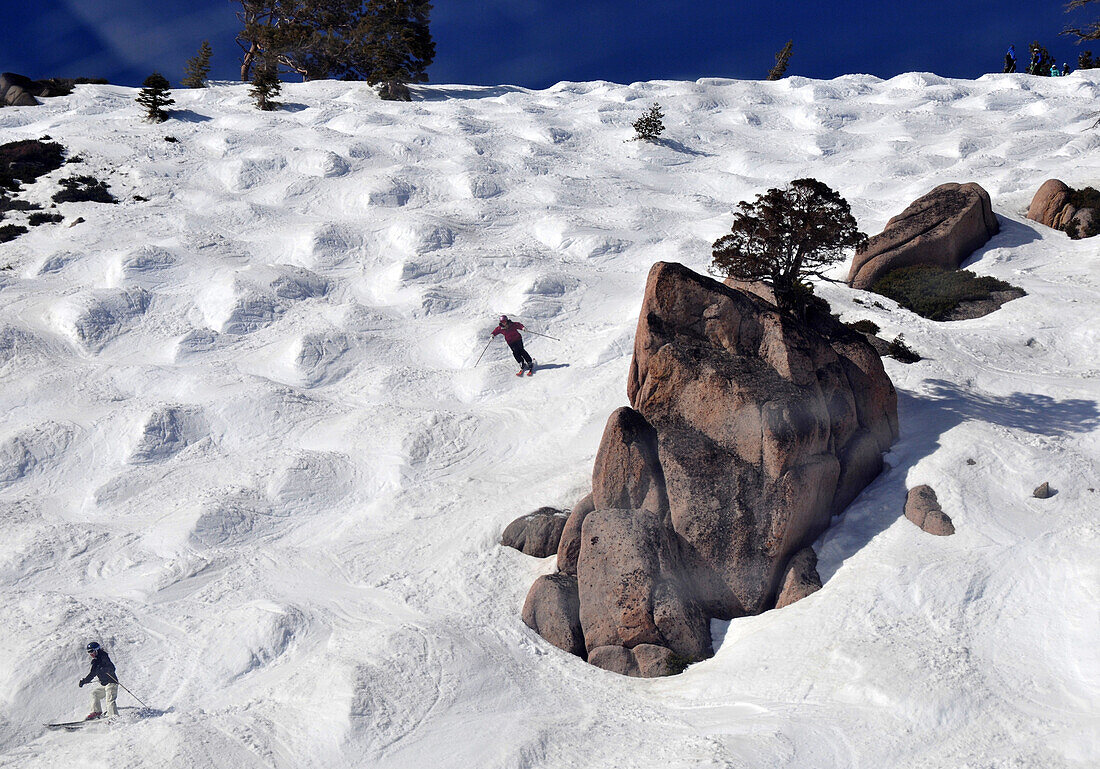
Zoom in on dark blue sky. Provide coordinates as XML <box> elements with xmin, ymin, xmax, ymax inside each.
<box><xmin>0</xmin><ymin>1</ymin><xmax>1093</xmax><ymax>88</ymax></box>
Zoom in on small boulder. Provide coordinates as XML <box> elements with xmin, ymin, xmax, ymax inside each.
<box><xmin>1033</xmin><ymin>482</ymin><xmax>1054</xmax><ymax>499</ymax></box>
<box><xmin>774</xmin><ymin>547</ymin><xmax>822</xmax><ymax>608</ymax></box>
<box><xmin>0</xmin><ymin>73</ymin><xmax>39</xmax><ymax>107</ymax></box>
<box><xmin>501</xmin><ymin>507</ymin><xmax>568</xmax><ymax>557</ymax></box>
<box><xmin>847</xmin><ymin>182</ymin><xmax>999</xmax><ymax>290</ymax></box>
<box><xmin>904</xmin><ymin>485</ymin><xmax>955</xmax><ymax>536</ymax></box>
<box><xmin>522</xmin><ymin>573</ymin><xmax>585</xmax><ymax>658</ymax></box>
<box><xmin>1027</xmin><ymin>179</ymin><xmax>1073</xmax><ymax>229</ymax></box>
<box><xmin>556</xmin><ymin>492</ymin><xmax>594</xmax><ymax>575</ymax></box>
<box><xmin>588</xmin><ymin>643</ymin><xmax>678</xmax><ymax>678</ymax></box>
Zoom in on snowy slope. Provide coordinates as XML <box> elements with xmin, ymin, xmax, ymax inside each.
<box><xmin>0</xmin><ymin>72</ymin><xmax>1097</xmax><ymax>768</ymax></box>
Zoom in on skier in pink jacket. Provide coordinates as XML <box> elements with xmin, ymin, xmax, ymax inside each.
<box><xmin>491</xmin><ymin>315</ymin><xmax>534</xmax><ymax>374</ymax></box>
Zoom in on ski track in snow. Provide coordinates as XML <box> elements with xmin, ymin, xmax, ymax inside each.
<box><xmin>0</xmin><ymin>74</ymin><xmax>1097</xmax><ymax>768</ymax></box>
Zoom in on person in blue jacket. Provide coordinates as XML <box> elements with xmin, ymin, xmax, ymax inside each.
<box><xmin>79</xmin><ymin>642</ymin><xmax>119</xmax><ymax>719</ymax></box>
<box><xmin>1004</xmin><ymin>46</ymin><xmax>1016</xmax><ymax>73</ymax></box>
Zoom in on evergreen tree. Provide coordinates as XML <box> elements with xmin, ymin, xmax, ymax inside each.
<box><xmin>1079</xmin><ymin>50</ymin><xmax>1099</xmax><ymax>68</ymax></box>
<box><xmin>361</xmin><ymin>0</ymin><xmax>435</xmax><ymax>90</ymax></box>
<box><xmin>250</xmin><ymin>64</ymin><xmax>282</xmax><ymax>110</ymax></box>
<box><xmin>182</xmin><ymin>41</ymin><xmax>213</xmax><ymax>87</ymax></box>
<box><xmin>234</xmin><ymin>0</ymin><xmax>434</xmax><ymax>86</ymax></box>
<box><xmin>711</xmin><ymin>179</ymin><xmax>867</xmax><ymax>318</ymax></box>
<box><xmin>767</xmin><ymin>40</ymin><xmax>794</xmax><ymax>81</ymax></box>
<box><xmin>136</xmin><ymin>73</ymin><xmax>174</xmax><ymax>122</ymax></box>
<box><xmin>633</xmin><ymin>103</ymin><xmax>665</xmax><ymax>141</ymax></box>
<box><xmin>1064</xmin><ymin>0</ymin><xmax>1100</xmax><ymax>44</ymax></box>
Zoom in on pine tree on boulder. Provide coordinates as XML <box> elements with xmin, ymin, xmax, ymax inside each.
<box><xmin>136</xmin><ymin>73</ymin><xmax>174</xmax><ymax>122</ymax></box>
<box><xmin>182</xmin><ymin>41</ymin><xmax>213</xmax><ymax>88</ymax></box>
<box><xmin>632</xmin><ymin>103</ymin><xmax>664</xmax><ymax>141</ymax></box>
<box><xmin>711</xmin><ymin>178</ymin><xmax>866</xmax><ymax>318</ymax></box>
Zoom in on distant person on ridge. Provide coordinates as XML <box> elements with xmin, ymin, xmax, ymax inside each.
<box><xmin>1062</xmin><ymin>62</ymin><xmax>1071</xmax><ymax>76</ymax></box>
<box><xmin>79</xmin><ymin>642</ymin><xmax>119</xmax><ymax>719</ymax></box>
<box><xmin>491</xmin><ymin>315</ymin><xmax>534</xmax><ymax>376</ymax></box>
<box><xmin>1004</xmin><ymin>46</ymin><xmax>1016</xmax><ymax>73</ymax></box>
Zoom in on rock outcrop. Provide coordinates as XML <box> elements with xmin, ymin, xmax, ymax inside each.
<box><xmin>0</xmin><ymin>73</ymin><xmax>38</xmax><ymax>107</ymax></box>
<box><xmin>501</xmin><ymin>507</ymin><xmax>568</xmax><ymax>557</ymax></box>
<box><xmin>1027</xmin><ymin>179</ymin><xmax>1099</xmax><ymax>240</ymax></box>
<box><xmin>521</xmin><ymin>262</ymin><xmax>899</xmax><ymax>676</ymax></box>
<box><xmin>774</xmin><ymin>547</ymin><xmax>823</xmax><ymax>608</ymax></box>
<box><xmin>847</xmin><ymin>182</ymin><xmax>999</xmax><ymax>290</ymax></box>
<box><xmin>904</xmin><ymin>485</ymin><xmax>954</xmax><ymax>536</ymax></box>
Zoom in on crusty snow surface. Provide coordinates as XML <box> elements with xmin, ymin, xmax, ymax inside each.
<box><xmin>0</xmin><ymin>73</ymin><xmax>1097</xmax><ymax>768</ymax></box>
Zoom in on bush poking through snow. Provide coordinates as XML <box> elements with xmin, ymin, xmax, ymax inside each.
<box><xmin>52</xmin><ymin>175</ymin><xmax>117</xmax><ymax>204</ymax></box>
<box><xmin>251</xmin><ymin>66</ymin><xmax>281</xmax><ymax>111</ymax></box>
<box><xmin>871</xmin><ymin>264</ymin><xmax>1020</xmax><ymax>321</ymax></box>
<box><xmin>632</xmin><ymin>103</ymin><xmax>665</xmax><ymax>141</ymax></box>
<box><xmin>847</xmin><ymin>319</ymin><xmax>880</xmax><ymax>335</ymax></box>
<box><xmin>28</xmin><ymin>212</ymin><xmax>63</xmax><ymax>226</ymax></box>
<box><xmin>886</xmin><ymin>334</ymin><xmax>921</xmax><ymax>363</ymax></box>
<box><xmin>136</xmin><ymin>73</ymin><xmax>174</xmax><ymax>122</ymax></box>
<box><xmin>0</xmin><ymin>139</ymin><xmax>66</xmax><ymax>190</ymax></box>
<box><xmin>0</xmin><ymin>224</ymin><xmax>27</xmax><ymax>243</ymax></box>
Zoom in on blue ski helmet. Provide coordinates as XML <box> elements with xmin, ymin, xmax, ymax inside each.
<box><xmin>86</xmin><ymin>642</ymin><xmax>101</xmax><ymax>653</ymax></box>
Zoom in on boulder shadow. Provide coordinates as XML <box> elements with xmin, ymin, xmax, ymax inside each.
<box><xmin>816</xmin><ymin>379</ymin><xmax>1100</xmax><ymax>582</ymax></box>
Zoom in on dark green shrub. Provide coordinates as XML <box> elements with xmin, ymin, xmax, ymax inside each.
<box><xmin>633</xmin><ymin>103</ymin><xmax>665</xmax><ymax>141</ymax></box>
<box><xmin>665</xmin><ymin>652</ymin><xmax>696</xmax><ymax>676</ymax></box>
<box><xmin>52</xmin><ymin>175</ymin><xmax>117</xmax><ymax>204</ymax></box>
<box><xmin>0</xmin><ymin>196</ymin><xmax>40</xmax><ymax>213</ymax></box>
<box><xmin>886</xmin><ymin>334</ymin><xmax>921</xmax><ymax>363</ymax></box>
<box><xmin>1067</xmin><ymin>186</ymin><xmax>1100</xmax><ymax>209</ymax></box>
<box><xmin>871</xmin><ymin>265</ymin><xmax>1016</xmax><ymax>321</ymax></box>
<box><xmin>847</xmin><ymin>319</ymin><xmax>880</xmax><ymax>335</ymax></box>
<box><xmin>0</xmin><ymin>224</ymin><xmax>28</xmax><ymax>243</ymax></box>
<box><xmin>28</xmin><ymin>211</ymin><xmax>64</xmax><ymax>226</ymax></box>
<box><xmin>0</xmin><ymin>139</ymin><xmax>66</xmax><ymax>190</ymax></box>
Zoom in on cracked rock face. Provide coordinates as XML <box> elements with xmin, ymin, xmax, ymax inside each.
<box><xmin>527</xmin><ymin>262</ymin><xmax>899</xmax><ymax>676</ymax></box>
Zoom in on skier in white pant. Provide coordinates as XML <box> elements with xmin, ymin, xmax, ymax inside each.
<box><xmin>79</xmin><ymin>642</ymin><xmax>119</xmax><ymax>719</ymax></box>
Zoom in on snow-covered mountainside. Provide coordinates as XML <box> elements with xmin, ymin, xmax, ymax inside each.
<box><xmin>0</xmin><ymin>73</ymin><xmax>1097</xmax><ymax>768</ymax></box>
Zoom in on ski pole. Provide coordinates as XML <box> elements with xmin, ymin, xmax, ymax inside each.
<box><xmin>108</xmin><ymin>673</ymin><xmax>149</xmax><ymax>709</ymax></box>
<box><xmin>474</xmin><ymin>338</ymin><xmax>493</xmax><ymax>367</ymax></box>
<box><xmin>524</xmin><ymin>330</ymin><xmax>560</xmax><ymax>341</ymax></box>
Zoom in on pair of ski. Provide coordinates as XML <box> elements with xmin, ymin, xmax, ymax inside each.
<box><xmin>516</xmin><ymin>362</ymin><xmax>536</xmax><ymax>377</ymax></box>
<box><xmin>45</xmin><ymin>717</ymin><xmax>113</xmax><ymax>731</ymax></box>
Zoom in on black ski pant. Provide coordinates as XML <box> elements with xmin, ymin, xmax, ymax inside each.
<box><xmin>508</xmin><ymin>339</ymin><xmax>532</xmax><ymax>367</ymax></box>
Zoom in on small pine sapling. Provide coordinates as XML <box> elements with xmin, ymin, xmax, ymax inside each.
<box><xmin>250</xmin><ymin>65</ymin><xmax>281</xmax><ymax>111</ymax></box>
<box><xmin>182</xmin><ymin>41</ymin><xmax>213</xmax><ymax>88</ymax></box>
<box><xmin>136</xmin><ymin>73</ymin><xmax>174</xmax><ymax>122</ymax></box>
<box><xmin>767</xmin><ymin>40</ymin><xmax>794</xmax><ymax>81</ymax></box>
<box><xmin>632</xmin><ymin>102</ymin><xmax>665</xmax><ymax>141</ymax></box>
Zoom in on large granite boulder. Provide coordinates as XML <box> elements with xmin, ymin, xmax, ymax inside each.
<box><xmin>627</xmin><ymin>261</ymin><xmax>896</xmax><ymax>617</ymax></box>
<box><xmin>1027</xmin><ymin>179</ymin><xmax>1099</xmax><ymax>240</ymax></box>
<box><xmin>501</xmin><ymin>507</ymin><xmax>568</xmax><ymax>557</ymax></box>
<box><xmin>522</xmin><ymin>261</ymin><xmax>899</xmax><ymax>676</ymax></box>
<box><xmin>0</xmin><ymin>73</ymin><xmax>39</xmax><ymax>107</ymax></box>
<box><xmin>847</xmin><ymin>182</ymin><xmax>999</xmax><ymax>290</ymax></box>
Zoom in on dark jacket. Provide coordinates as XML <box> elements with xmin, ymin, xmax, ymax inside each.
<box><xmin>80</xmin><ymin>650</ymin><xmax>118</xmax><ymax>686</ymax></box>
